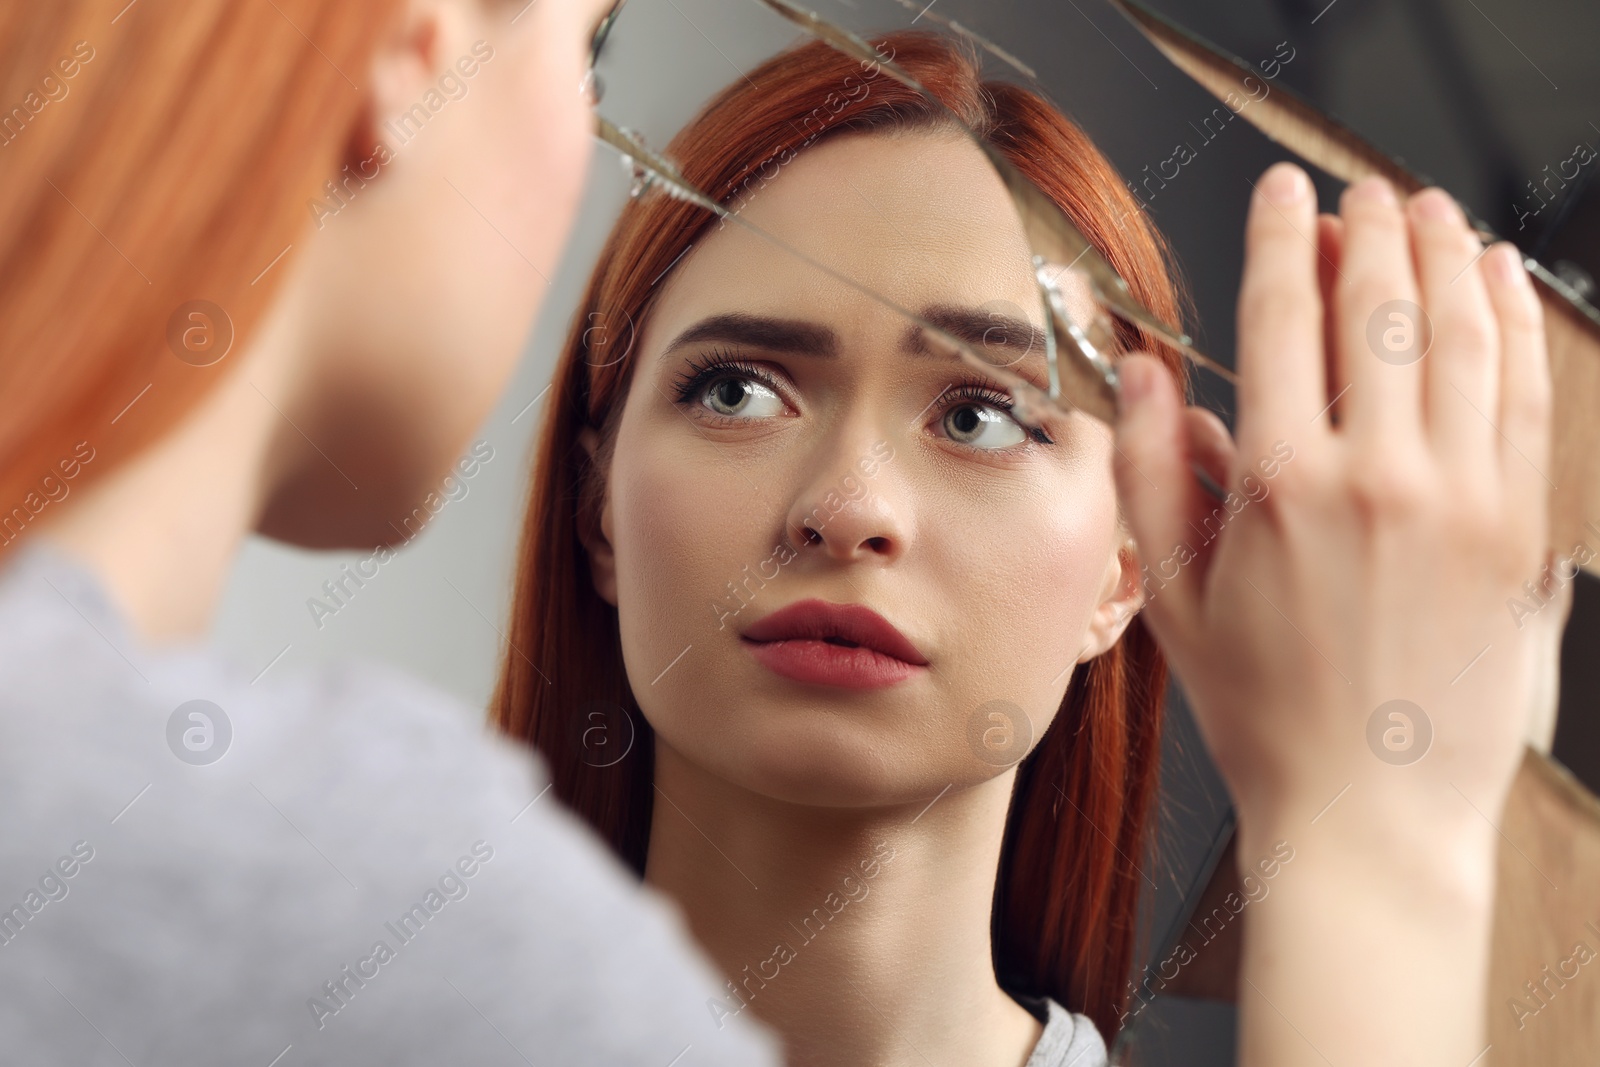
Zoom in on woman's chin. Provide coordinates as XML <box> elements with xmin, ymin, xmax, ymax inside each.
<box><xmin>668</xmin><ymin>721</ymin><xmax>993</xmax><ymax>810</ymax></box>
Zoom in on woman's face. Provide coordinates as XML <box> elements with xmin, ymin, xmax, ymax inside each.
<box><xmin>584</xmin><ymin>130</ymin><xmax>1144</xmax><ymax>806</ymax></box>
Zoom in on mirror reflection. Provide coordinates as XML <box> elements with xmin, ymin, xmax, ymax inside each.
<box><xmin>4</xmin><ymin>1</ymin><xmax>1595</xmax><ymax>1064</ymax></box>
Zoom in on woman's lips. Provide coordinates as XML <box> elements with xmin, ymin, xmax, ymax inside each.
<box><xmin>739</xmin><ymin>598</ymin><xmax>928</xmax><ymax>689</ymax></box>
<box><xmin>741</xmin><ymin>637</ymin><xmax>925</xmax><ymax>689</ymax></box>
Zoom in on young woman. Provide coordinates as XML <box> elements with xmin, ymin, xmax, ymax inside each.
<box><xmin>0</xmin><ymin>1</ymin><xmax>779</xmax><ymax>1063</ymax></box>
<box><xmin>495</xmin><ymin>29</ymin><xmax>1553</xmax><ymax>1067</ymax></box>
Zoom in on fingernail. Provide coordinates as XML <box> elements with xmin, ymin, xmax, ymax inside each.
<box><xmin>1490</xmin><ymin>243</ymin><xmax>1528</xmax><ymax>287</ymax></box>
<box><xmin>1349</xmin><ymin>176</ymin><xmax>1398</xmax><ymax>207</ymax></box>
<box><xmin>1411</xmin><ymin>187</ymin><xmax>1460</xmax><ymax>223</ymax></box>
<box><xmin>1260</xmin><ymin>164</ymin><xmax>1308</xmax><ymax>204</ymax></box>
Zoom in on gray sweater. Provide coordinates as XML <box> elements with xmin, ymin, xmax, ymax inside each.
<box><xmin>1020</xmin><ymin>995</ymin><xmax>1109</xmax><ymax>1067</ymax></box>
<box><xmin>0</xmin><ymin>539</ymin><xmax>781</xmax><ymax>1066</ymax></box>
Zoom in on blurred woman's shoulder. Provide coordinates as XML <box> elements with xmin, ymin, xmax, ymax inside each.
<box><xmin>0</xmin><ymin>537</ymin><xmax>780</xmax><ymax>1066</ymax></box>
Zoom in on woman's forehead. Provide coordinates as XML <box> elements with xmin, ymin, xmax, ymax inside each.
<box><xmin>646</xmin><ymin>129</ymin><xmax>1095</xmax><ymax>351</ymax></box>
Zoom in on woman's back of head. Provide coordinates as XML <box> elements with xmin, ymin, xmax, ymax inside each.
<box><xmin>0</xmin><ymin>2</ymin><xmax>395</xmax><ymax>554</ymax></box>
<box><xmin>0</xmin><ymin>0</ymin><xmax>605</xmax><ymax>577</ymax></box>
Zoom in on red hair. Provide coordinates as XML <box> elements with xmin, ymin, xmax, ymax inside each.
<box><xmin>0</xmin><ymin>2</ymin><xmax>406</xmax><ymax>559</ymax></box>
<box><xmin>493</xmin><ymin>29</ymin><xmax>1191</xmax><ymax>1039</ymax></box>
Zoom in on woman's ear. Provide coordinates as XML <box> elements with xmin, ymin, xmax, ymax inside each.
<box><xmin>362</xmin><ymin>0</ymin><xmax>482</xmax><ymax>150</ymax></box>
<box><xmin>577</xmin><ymin>426</ymin><xmax>619</xmax><ymax>607</ymax></box>
<box><xmin>1078</xmin><ymin>539</ymin><xmax>1146</xmax><ymax>663</ymax></box>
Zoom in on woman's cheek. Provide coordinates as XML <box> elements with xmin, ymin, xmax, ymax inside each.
<box><xmin>611</xmin><ymin>436</ymin><xmax>773</xmax><ymax>655</ymax></box>
<box><xmin>979</xmin><ymin>484</ymin><xmax>1116</xmax><ymax>681</ymax></box>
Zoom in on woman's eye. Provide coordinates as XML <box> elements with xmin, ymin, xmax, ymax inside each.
<box><xmin>940</xmin><ymin>402</ymin><xmax>1027</xmax><ymax>449</ymax></box>
<box><xmin>701</xmin><ymin>375</ymin><xmax>786</xmax><ymax>419</ymax></box>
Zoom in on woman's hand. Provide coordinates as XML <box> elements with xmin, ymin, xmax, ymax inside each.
<box><xmin>1111</xmin><ymin>161</ymin><xmax>1551</xmax><ymax>1066</ymax></box>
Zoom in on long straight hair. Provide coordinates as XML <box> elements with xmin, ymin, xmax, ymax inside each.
<box><xmin>492</xmin><ymin>29</ymin><xmax>1191</xmax><ymax>1039</ymax></box>
<box><xmin>0</xmin><ymin>2</ymin><xmax>402</xmax><ymax>560</ymax></box>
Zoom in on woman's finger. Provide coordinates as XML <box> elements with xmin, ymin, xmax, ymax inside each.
<box><xmin>1333</xmin><ymin>176</ymin><xmax>1425</xmax><ymax>448</ymax></box>
<box><xmin>1184</xmin><ymin>405</ymin><xmax>1237</xmax><ymax>492</ymax></box>
<box><xmin>1181</xmin><ymin>407</ymin><xmax>1246</xmax><ymax>561</ymax></box>
<box><xmin>1482</xmin><ymin>241</ymin><xmax>1551</xmax><ymax>536</ymax></box>
<box><xmin>1235</xmin><ymin>162</ymin><xmax>1329</xmax><ymax>455</ymax></box>
<box><xmin>1408</xmin><ymin>188</ymin><xmax>1499</xmax><ymax>471</ymax></box>
<box><xmin>1113</xmin><ymin>353</ymin><xmax>1207</xmax><ymax>636</ymax></box>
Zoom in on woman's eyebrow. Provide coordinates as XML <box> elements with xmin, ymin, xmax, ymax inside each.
<box><xmin>906</xmin><ymin>304</ymin><xmax>1049</xmax><ymax>371</ymax></box>
<box><xmin>658</xmin><ymin>305</ymin><xmax>1049</xmax><ymax>382</ymax></box>
<box><xmin>660</xmin><ymin>314</ymin><xmax>839</xmax><ymax>361</ymax></box>
<box><xmin>908</xmin><ymin>302</ymin><xmax>1056</xmax><ymax>390</ymax></box>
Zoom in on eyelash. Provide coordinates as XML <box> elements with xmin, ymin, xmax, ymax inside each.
<box><xmin>668</xmin><ymin>348</ymin><xmax>1055</xmax><ymax>448</ymax></box>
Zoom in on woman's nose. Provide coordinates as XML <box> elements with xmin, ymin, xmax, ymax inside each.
<box><xmin>783</xmin><ymin>439</ymin><xmax>908</xmax><ymax>564</ymax></box>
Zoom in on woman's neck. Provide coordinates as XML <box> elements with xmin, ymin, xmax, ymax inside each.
<box><xmin>26</xmin><ymin>268</ymin><xmax>308</xmax><ymax>647</ymax></box>
<box><xmin>644</xmin><ymin>739</ymin><xmax>1045</xmax><ymax>1067</ymax></box>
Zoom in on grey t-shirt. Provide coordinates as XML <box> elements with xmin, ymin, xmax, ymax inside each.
<box><xmin>1020</xmin><ymin>995</ymin><xmax>1110</xmax><ymax>1067</ymax></box>
<box><xmin>0</xmin><ymin>539</ymin><xmax>781</xmax><ymax>1066</ymax></box>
